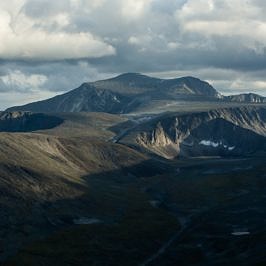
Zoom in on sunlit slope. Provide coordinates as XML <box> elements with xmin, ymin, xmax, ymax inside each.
<box><xmin>0</xmin><ymin>128</ymin><xmax>148</xmax><ymax>261</ymax></box>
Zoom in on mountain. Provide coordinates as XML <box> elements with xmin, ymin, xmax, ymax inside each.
<box><xmin>94</xmin><ymin>73</ymin><xmax>220</xmax><ymax>97</ymax></box>
<box><xmin>225</xmin><ymin>93</ymin><xmax>266</xmax><ymax>103</ymax></box>
<box><xmin>6</xmin><ymin>73</ymin><xmax>222</xmax><ymax>114</ymax></box>
<box><xmin>2</xmin><ymin>73</ymin><xmax>266</xmax><ymax>265</ymax></box>
<box><xmin>7</xmin><ymin>84</ymin><xmax>130</xmax><ymax>113</ymax></box>
<box><xmin>120</xmin><ymin>106</ymin><xmax>266</xmax><ymax>159</ymax></box>
<box><xmin>1</xmin><ymin>106</ymin><xmax>266</xmax><ymax>266</ymax></box>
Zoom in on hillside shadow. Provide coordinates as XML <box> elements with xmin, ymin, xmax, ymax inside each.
<box><xmin>1</xmin><ymin>158</ymin><xmax>178</xmax><ymax>265</ymax></box>
<box><xmin>3</xmin><ymin>156</ymin><xmax>266</xmax><ymax>266</ymax></box>
<box><xmin>0</xmin><ymin>113</ymin><xmax>64</xmax><ymax>132</ymax></box>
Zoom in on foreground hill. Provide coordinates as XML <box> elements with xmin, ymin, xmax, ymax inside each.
<box><xmin>0</xmin><ymin>106</ymin><xmax>265</xmax><ymax>265</ymax></box>
<box><xmin>0</xmin><ymin>124</ymin><xmax>153</xmax><ymax>262</ymax></box>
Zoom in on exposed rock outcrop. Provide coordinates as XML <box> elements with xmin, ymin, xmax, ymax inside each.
<box><xmin>135</xmin><ymin>106</ymin><xmax>266</xmax><ymax>158</ymax></box>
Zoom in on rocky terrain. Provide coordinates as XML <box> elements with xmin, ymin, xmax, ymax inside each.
<box><xmin>225</xmin><ymin>93</ymin><xmax>266</xmax><ymax>103</ymax></box>
<box><xmin>119</xmin><ymin>106</ymin><xmax>266</xmax><ymax>159</ymax></box>
<box><xmin>0</xmin><ymin>74</ymin><xmax>266</xmax><ymax>265</ymax></box>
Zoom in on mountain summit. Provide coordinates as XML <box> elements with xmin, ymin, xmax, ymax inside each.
<box><xmin>6</xmin><ymin>73</ymin><xmax>263</xmax><ymax>114</ymax></box>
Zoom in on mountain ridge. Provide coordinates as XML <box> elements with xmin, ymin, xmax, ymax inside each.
<box><xmin>224</xmin><ymin>92</ymin><xmax>266</xmax><ymax>103</ymax></box>
<box><xmin>6</xmin><ymin>73</ymin><xmax>265</xmax><ymax>114</ymax></box>
<box><xmin>119</xmin><ymin>106</ymin><xmax>266</xmax><ymax>159</ymax></box>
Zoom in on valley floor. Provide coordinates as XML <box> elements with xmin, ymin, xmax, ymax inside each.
<box><xmin>0</xmin><ymin>108</ymin><xmax>265</xmax><ymax>265</ymax></box>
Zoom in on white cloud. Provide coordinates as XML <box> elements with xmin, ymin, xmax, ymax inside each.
<box><xmin>1</xmin><ymin>70</ymin><xmax>47</xmax><ymax>92</ymax></box>
<box><xmin>1</xmin><ymin>0</ymin><xmax>266</xmax><ymax>109</ymax></box>
<box><xmin>176</xmin><ymin>0</ymin><xmax>266</xmax><ymax>50</ymax></box>
<box><xmin>70</xmin><ymin>0</ymin><xmax>106</xmax><ymax>10</ymax></box>
<box><xmin>121</xmin><ymin>0</ymin><xmax>152</xmax><ymax>20</ymax></box>
<box><xmin>0</xmin><ymin>91</ymin><xmax>60</xmax><ymax>110</ymax></box>
<box><xmin>0</xmin><ymin>1</ymin><xmax>115</xmax><ymax>60</ymax></box>
<box><xmin>167</xmin><ymin>42</ymin><xmax>180</xmax><ymax>50</ymax></box>
<box><xmin>147</xmin><ymin>67</ymin><xmax>266</xmax><ymax>96</ymax></box>
<box><xmin>128</xmin><ymin>35</ymin><xmax>152</xmax><ymax>46</ymax></box>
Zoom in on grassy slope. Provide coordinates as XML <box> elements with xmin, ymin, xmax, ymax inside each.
<box><xmin>4</xmin><ymin>157</ymin><xmax>266</xmax><ymax>265</ymax></box>
<box><xmin>0</xmin><ymin>113</ymin><xmax>152</xmax><ymax>262</ymax></box>
<box><xmin>1</xmin><ymin>110</ymin><xmax>266</xmax><ymax>265</ymax></box>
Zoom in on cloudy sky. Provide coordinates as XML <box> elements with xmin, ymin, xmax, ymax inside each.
<box><xmin>0</xmin><ymin>0</ymin><xmax>266</xmax><ymax>109</ymax></box>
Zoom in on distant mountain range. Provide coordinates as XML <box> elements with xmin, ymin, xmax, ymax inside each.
<box><xmin>6</xmin><ymin>73</ymin><xmax>266</xmax><ymax>114</ymax></box>
<box><xmin>224</xmin><ymin>93</ymin><xmax>266</xmax><ymax>103</ymax></box>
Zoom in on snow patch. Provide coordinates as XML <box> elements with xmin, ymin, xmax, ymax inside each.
<box><xmin>199</xmin><ymin>140</ymin><xmax>219</xmax><ymax>148</ymax></box>
<box><xmin>199</xmin><ymin>140</ymin><xmax>236</xmax><ymax>151</ymax></box>
<box><xmin>113</xmin><ymin>96</ymin><xmax>120</xmax><ymax>103</ymax></box>
<box><xmin>231</xmin><ymin>231</ymin><xmax>250</xmax><ymax>236</ymax></box>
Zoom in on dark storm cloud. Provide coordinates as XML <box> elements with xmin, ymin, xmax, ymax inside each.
<box><xmin>0</xmin><ymin>0</ymin><xmax>266</xmax><ymax>110</ymax></box>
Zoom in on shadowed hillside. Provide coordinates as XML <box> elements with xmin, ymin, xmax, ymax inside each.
<box><xmin>0</xmin><ymin>105</ymin><xmax>265</xmax><ymax>265</ymax></box>
<box><xmin>0</xmin><ymin>112</ymin><xmax>64</xmax><ymax>132</ymax></box>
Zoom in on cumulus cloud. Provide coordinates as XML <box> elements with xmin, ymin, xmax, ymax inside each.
<box><xmin>0</xmin><ymin>1</ymin><xmax>115</xmax><ymax>60</ymax></box>
<box><xmin>0</xmin><ymin>0</ymin><xmax>266</xmax><ymax>110</ymax></box>
<box><xmin>176</xmin><ymin>0</ymin><xmax>266</xmax><ymax>52</ymax></box>
<box><xmin>0</xmin><ymin>70</ymin><xmax>47</xmax><ymax>92</ymax></box>
<box><xmin>121</xmin><ymin>0</ymin><xmax>152</xmax><ymax>20</ymax></box>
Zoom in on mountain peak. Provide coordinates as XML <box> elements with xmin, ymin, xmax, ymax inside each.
<box><xmin>5</xmin><ymin>73</ymin><xmax>221</xmax><ymax>113</ymax></box>
<box><xmin>111</xmin><ymin>73</ymin><xmax>158</xmax><ymax>82</ymax></box>
<box><xmin>6</xmin><ymin>73</ymin><xmax>265</xmax><ymax>114</ymax></box>
<box><xmin>115</xmin><ymin>72</ymin><xmax>142</xmax><ymax>78</ymax></box>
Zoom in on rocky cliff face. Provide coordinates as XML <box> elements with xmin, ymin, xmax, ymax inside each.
<box><xmin>136</xmin><ymin>106</ymin><xmax>266</xmax><ymax>158</ymax></box>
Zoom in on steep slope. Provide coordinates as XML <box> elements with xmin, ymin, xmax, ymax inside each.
<box><xmin>6</xmin><ymin>73</ymin><xmax>221</xmax><ymax>114</ymax></box>
<box><xmin>160</xmin><ymin>76</ymin><xmax>221</xmax><ymax>97</ymax></box>
<box><xmin>120</xmin><ymin>106</ymin><xmax>266</xmax><ymax>158</ymax></box>
<box><xmin>180</xmin><ymin>118</ymin><xmax>266</xmax><ymax>157</ymax></box>
<box><xmin>0</xmin><ymin>130</ymin><xmax>150</xmax><ymax>262</ymax></box>
<box><xmin>7</xmin><ymin>84</ymin><xmax>131</xmax><ymax>113</ymax></box>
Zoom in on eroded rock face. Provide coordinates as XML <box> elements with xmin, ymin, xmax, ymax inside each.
<box><xmin>140</xmin><ymin>122</ymin><xmax>172</xmax><ymax>146</ymax></box>
<box><xmin>136</xmin><ymin>106</ymin><xmax>266</xmax><ymax>158</ymax></box>
<box><xmin>180</xmin><ymin>118</ymin><xmax>266</xmax><ymax>157</ymax></box>
<box><xmin>0</xmin><ymin>111</ymin><xmax>64</xmax><ymax>132</ymax></box>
